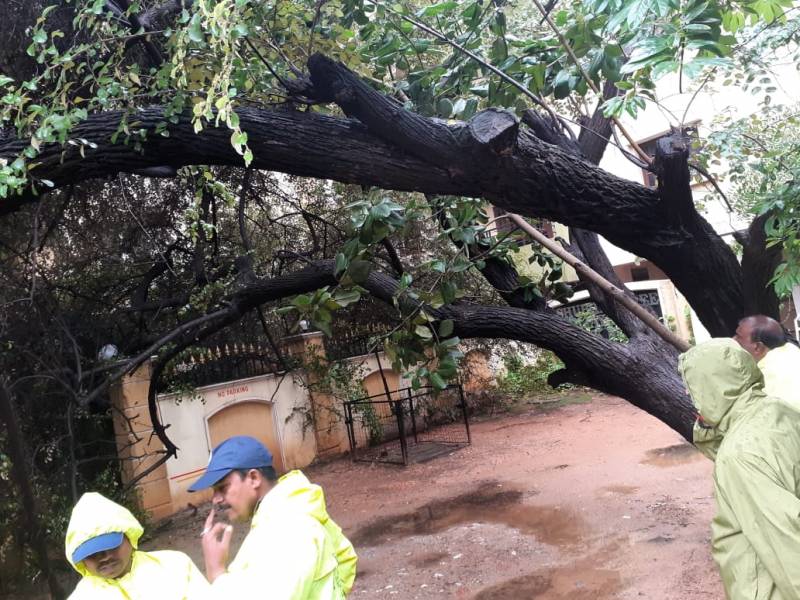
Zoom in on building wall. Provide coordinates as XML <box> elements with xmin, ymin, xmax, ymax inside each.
<box><xmin>114</xmin><ymin>336</ymin><xmax>415</xmax><ymax>517</ymax></box>
<box><xmin>157</xmin><ymin>371</ymin><xmax>317</xmax><ymax>512</ymax></box>
<box><xmin>596</xmin><ymin>58</ymin><xmax>800</xmax><ymax>274</ymax></box>
<box><xmin>111</xmin><ymin>362</ymin><xmax>174</xmax><ymax>521</ymax></box>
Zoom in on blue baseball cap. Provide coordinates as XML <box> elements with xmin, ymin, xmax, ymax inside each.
<box><xmin>188</xmin><ymin>436</ymin><xmax>273</xmax><ymax>492</ymax></box>
<box><xmin>72</xmin><ymin>531</ymin><xmax>125</xmax><ymax>564</ymax></box>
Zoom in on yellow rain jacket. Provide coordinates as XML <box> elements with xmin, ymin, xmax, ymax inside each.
<box><xmin>211</xmin><ymin>470</ymin><xmax>357</xmax><ymax>598</ymax></box>
<box><xmin>680</xmin><ymin>339</ymin><xmax>800</xmax><ymax>599</ymax></box>
<box><xmin>65</xmin><ymin>492</ymin><xmax>208</xmax><ymax>599</ymax></box>
<box><xmin>758</xmin><ymin>342</ymin><xmax>800</xmax><ymax>409</ymax></box>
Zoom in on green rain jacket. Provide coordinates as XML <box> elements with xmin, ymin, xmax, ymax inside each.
<box><xmin>210</xmin><ymin>470</ymin><xmax>357</xmax><ymax>598</ymax></box>
<box><xmin>759</xmin><ymin>342</ymin><xmax>800</xmax><ymax>410</ymax></box>
<box><xmin>65</xmin><ymin>492</ymin><xmax>208</xmax><ymax>599</ymax></box>
<box><xmin>680</xmin><ymin>338</ymin><xmax>800</xmax><ymax>600</ymax></box>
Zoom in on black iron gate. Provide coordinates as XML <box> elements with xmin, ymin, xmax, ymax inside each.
<box><xmin>343</xmin><ymin>384</ymin><xmax>471</xmax><ymax>465</ymax></box>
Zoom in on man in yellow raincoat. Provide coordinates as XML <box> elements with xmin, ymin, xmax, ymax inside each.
<box><xmin>189</xmin><ymin>435</ymin><xmax>357</xmax><ymax>598</ymax></box>
<box><xmin>65</xmin><ymin>492</ymin><xmax>208</xmax><ymax>599</ymax></box>
<box><xmin>680</xmin><ymin>338</ymin><xmax>800</xmax><ymax>599</ymax></box>
<box><xmin>733</xmin><ymin>314</ymin><xmax>800</xmax><ymax>408</ymax></box>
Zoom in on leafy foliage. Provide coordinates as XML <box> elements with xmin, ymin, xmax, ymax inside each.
<box><xmin>703</xmin><ymin>104</ymin><xmax>800</xmax><ymax>296</ymax></box>
<box><xmin>1</xmin><ymin>0</ymin><xmax>799</xmax><ymax>590</ymax></box>
<box><xmin>497</xmin><ymin>350</ymin><xmax>567</xmax><ymax>396</ymax></box>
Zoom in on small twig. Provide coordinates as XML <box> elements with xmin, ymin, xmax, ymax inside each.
<box><xmin>307</xmin><ymin>0</ymin><xmax>329</xmax><ymax>59</ymax></box>
<box><xmin>688</xmin><ymin>162</ymin><xmax>735</xmax><ymax>213</ymax></box>
<box><xmin>238</xmin><ymin>168</ymin><xmax>253</xmax><ymax>251</ymax></box>
<box><xmin>740</xmin><ymin>133</ymin><xmax>792</xmax><ymax>172</ymax></box>
<box><xmin>245</xmin><ymin>38</ymin><xmax>293</xmax><ymax>90</ymax></box>
<box><xmin>681</xmin><ymin>68</ymin><xmax>717</xmax><ymax>126</ymax></box>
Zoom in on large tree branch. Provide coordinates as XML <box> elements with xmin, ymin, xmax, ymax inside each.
<box><xmin>515</xmin><ymin>89</ymin><xmax>676</xmax><ymax>345</ymax></box>
<box><xmin>342</xmin><ymin>263</ymin><xmax>694</xmax><ymax>439</ymax></box>
<box><xmin>0</xmin><ymin>56</ymin><xmax>743</xmax><ymax>334</ymax></box>
<box><xmin>739</xmin><ymin>212</ymin><xmax>782</xmax><ymax>318</ymax></box>
<box><xmin>305</xmin><ymin>54</ymin><xmax>744</xmax><ymax>336</ymax></box>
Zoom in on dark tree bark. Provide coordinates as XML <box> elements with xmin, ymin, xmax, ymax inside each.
<box><xmin>0</xmin><ymin>52</ymin><xmax>755</xmax><ymax>447</ymax></box>
<box><xmin>218</xmin><ymin>261</ymin><xmax>697</xmax><ymax>440</ymax></box>
<box><xmin>303</xmin><ymin>54</ymin><xmax>744</xmax><ymax>337</ymax></box>
<box><xmin>0</xmin><ymin>74</ymin><xmax>743</xmax><ymax>336</ymax></box>
<box><xmin>0</xmin><ymin>383</ymin><xmax>66</xmax><ymax>600</ymax></box>
<box><xmin>740</xmin><ymin>212</ymin><xmax>783</xmax><ymax>317</ymax></box>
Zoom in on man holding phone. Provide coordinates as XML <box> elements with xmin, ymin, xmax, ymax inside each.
<box><xmin>189</xmin><ymin>436</ymin><xmax>357</xmax><ymax>598</ymax></box>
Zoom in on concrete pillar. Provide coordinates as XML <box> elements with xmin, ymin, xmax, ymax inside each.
<box><xmin>110</xmin><ymin>362</ymin><xmax>173</xmax><ymax>521</ymax></box>
<box><xmin>283</xmin><ymin>333</ymin><xmax>349</xmax><ymax>458</ymax></box>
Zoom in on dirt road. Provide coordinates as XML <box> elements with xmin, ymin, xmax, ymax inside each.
<box><xmin>148</xmin><ymin>393</ymin><xmax>722</xmax><ymax>599</ymax></box>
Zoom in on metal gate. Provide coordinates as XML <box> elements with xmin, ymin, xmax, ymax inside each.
<box><xmin>343</xmin><ymin>384</ymin><xmax>471</xmax><ymax>465</ymax></box>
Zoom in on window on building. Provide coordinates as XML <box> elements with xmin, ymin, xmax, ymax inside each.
<box><xmin>630</xmin><ymin>265</ymin><xmax>650</xmax><ymax>281</ymax></box>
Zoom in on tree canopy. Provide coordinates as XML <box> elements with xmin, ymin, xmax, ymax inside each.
<box><xmin>0</xmin><ymin>1</ymin><xmax>798</xmax><ymax>596</ymax></box>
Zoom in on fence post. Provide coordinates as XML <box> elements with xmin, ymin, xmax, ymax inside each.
<box><xmin>394</xmin><ymin>399</ymin><xmax>408</xmax><ymax>465</ymax></box>
<box><xmin>407</xmin><ymin>387</ymin><xmax>419</xmax><ymax>444</ymax></box>
<box><xmin>457</xmin><ymin>384</ymin><xmax>472</xmax><ymax>444</ymax></box>
<box><xmin>344</xmin><ymin>401</ymin><xmax>357</xmax><ymax>462</ymax></box>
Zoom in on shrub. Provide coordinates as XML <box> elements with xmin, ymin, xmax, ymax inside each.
<box><xmin>497</xmin><ymin>350</ymin><xmax>567</xmax><ymax>397</ymax></box>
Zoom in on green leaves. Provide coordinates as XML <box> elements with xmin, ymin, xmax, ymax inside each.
<box><xmin>278</xmin><ymin>286</ymin><xmax>364</xmax><ymax>337</ymax></box>
<box><xmin>438</xmin><ymin>319</ymin><xmax>454</xmax><ymax>337</ymax></box>
<box><xmin>416</xmin><ymin>2</ymin><xmax>459</xmax><ymax>18</ymax></box>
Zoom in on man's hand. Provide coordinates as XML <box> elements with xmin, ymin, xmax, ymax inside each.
<box><xmin>201</xmin><ymin>508</ymin><xmax>233</xmax><ymax>583</ymax></box>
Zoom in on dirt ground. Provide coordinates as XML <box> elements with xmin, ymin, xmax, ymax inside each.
<box><xmin>146</xmin><ymin>392</ymin><xmax>723</xmax><ymax>599</ymax></box>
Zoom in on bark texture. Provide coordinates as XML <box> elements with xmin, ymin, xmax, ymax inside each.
<box><xmin>0</xmin><ymin>53</ymin><xmax>762</xmax><ymax>443</ymax></box>
<box><xmin>1</xmin><ymin>57</ymin><xmax>744</xmax><ymax>335</ymax></box>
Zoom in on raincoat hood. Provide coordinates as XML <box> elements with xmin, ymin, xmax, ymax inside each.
<box><xmin>258</xmin><ymin>470</ymin><xmax>330</xmax><ymax>525</ymax></box>
<box><xmin>65</xmin><ymin>492</ymin><xmax>143</xmax><ymax>577</ymax></box>
<box><xmin>679</xmin><ymin>338</ymin><xmax>765</xmax><ymax>459</ymax></box>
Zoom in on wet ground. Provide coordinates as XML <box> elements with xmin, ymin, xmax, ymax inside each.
<box><xmin>147</xmin><ymin>393</ymin><xmax>722</xmax><ymax>599</ymax></box>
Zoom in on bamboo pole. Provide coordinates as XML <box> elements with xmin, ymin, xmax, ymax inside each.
<box><xmin>506</xmin><ymin>212</ymin><xmax>691</xmax><ymax>352</ymax></box>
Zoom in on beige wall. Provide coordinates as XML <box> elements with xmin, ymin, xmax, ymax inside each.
<box><xmin>110</xmin><ymin>362</ymin><xmax>174</xmax><ymax>520</ymax></box>
<box><xmin>144</xmin><ymin>335</ymin><xmax>411</xmax><ymax>515</ymax></box>
<box><xmin>114</xmin><ymin>327</ymin><xmax>461</xmax><ymax>518</ymax></box>
<box><xmin>157</xmin><ymin>370</ymin><xmax>317</xmax><ymax>513</ymax></box>
<box><xmin>461</xmin><ymin>349</ymin><xmax>496</xmax><ymax>393</ymax></box>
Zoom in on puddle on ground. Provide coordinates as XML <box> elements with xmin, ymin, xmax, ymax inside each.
<box><xmin>646</xmin><ymin>535</ymin><xmax>675</xmax><ymax>544</ymax></box>
<box><xmin>351</xmin><ymin>482</ymin><xmax>586</xmax><ymax>548</ymax></box>
<box><xmin>600</xmin><ymin>484</ymin><xmax>639</xmax><ymax>496</ymax></box>
<box><xmin>473</xmin><ymin>546</ymin><xmax>623</xmax><ymax>599</ymax></box>
<box><xmin>411</xmin><ymin>550</ymin><xmax>449</xmax><ymax>568</ymax></box>
<box><xmin>641</xmin><ymin>443</ymin><xmax>702</xmax><ymax>467</ymax></box>
<box><xmin>473</xmin><ymin>574</ymin><xmax>551</xmax><ymax>598</ymax></box>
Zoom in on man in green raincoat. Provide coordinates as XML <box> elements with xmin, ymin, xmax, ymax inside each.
<box><xmin>680</xmin><ymin>338</ymin><xmax>800</xmax><ymax>599</ymax></box>
<box><xmin>190</xmin><ymin>435</ymin><xmax>357</xmax><ymax>598</ymax></box>
<box><xmin>733</xmin><ymin>314</ymin><xmax>800</xmax><ymax>408</ymax></box>
<box><xmin>65</xmin><ymin>492</ymin><xmax>209</xmax><ymax>599</ymax></box>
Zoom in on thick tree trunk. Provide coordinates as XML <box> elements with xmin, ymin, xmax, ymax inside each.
<box><xmin>0</xmin><ymin>54</ymin><xmax>731</xmax><ymax>443</ymax></box>
<box><xmin>222</xmin><ymin>262</ymin><xmax>699</xmax><ymax>439</ymax></box>
<box><xmin>740</xmin><ymin>212</ymin><xmax>783</xmax><ymax>317</ymax></box>
<box><xmin>0</xmin><ymin>383</ymin><xmax>66</xmax><ymax>600</ymax></box>
<box><xmin>1</xmin><ymin>63</ymin><xmax>743</xmax><ymax>335</ymax></box>
<box><xmin>444</xmin><ymin>306</ymin><xmax>695</xmax><ymax>439</ymax></box>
